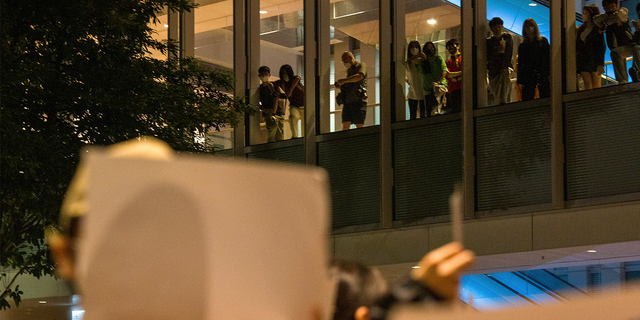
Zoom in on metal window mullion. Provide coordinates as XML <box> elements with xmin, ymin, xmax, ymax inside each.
<box><xmin>565</xmin><ymin>0</ymin><xmax>577</xmax><ymax>93</ymax></box>
<box><xmin>318</xmin><ymin>0</ymin><xmax>331</xmax><ymax>134</ymax></box>
<box><xmin>463</xmin><ymin>0</ymin><xmax>483</xmax><ymax>219</ymax></box>
<box><xmin>304</xmin><ymin>0</ymin><xmax>317</xmax><ymax>165</ymax></box>
<box><xmin>551</xmin><ymin>0</ymin><xmax>565</xmax><ymax>209</ymax></box>
<box><xmin>233</xmin><ymin>0</ymin><xmax>248</xmax><ymax>156</ymax></box>
<box><xmin>380</xmin><ymin>0</ymin><xmax>393</xmax><ymax>228</ymax></box>
<box><xmin>181</xmin><ymin>1</ymin><xmax>195</xmax><ymax>58</ymax></box>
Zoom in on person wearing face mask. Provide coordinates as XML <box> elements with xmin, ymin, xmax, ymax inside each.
<box><xmin>335</xmin><ymin>51</ymin><xmax>368</xmax><ymax>130</ymax></box>
<box><xmin>275</xmin><ymin>64</ymin><xmax>305</xmax><ymax>138</ymax></box>
<box><xmin>517</xmin><ymin>18</ymin><xmax>550</xmax><ymax>101</ymax></box>
<box><xmin>405</xmin><ymin>40</ymin><xmax>427</xmax><ymax>120</ymax></box>
<box><xmin>486</xmin><ymin>17</ymin><xmax>514</xmax><ymax>105</ymax></box>
<box><xmin>444</xmin><ymin>38</ymin><xmax>463</xmax><ymax>114</ymax></box>
<box><xmin>576</xmin><ymin>5</ymin><xmax>606</xmax><ymax>90</ymax></box>
<box><xmin>593</xmin><ymin>0</ymin><xmax>639</xmax><ymax>84</ymax></box>
<box><xmin>258</xmin><ymin>66</ymin><xmax>284</xmax><ymax>142</ymax></box>
<box><xmin>421</xmin><ymin>41</ymin><xmax>448</xmax><ymax>116</ymax></box>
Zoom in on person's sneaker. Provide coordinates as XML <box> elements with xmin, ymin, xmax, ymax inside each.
<box><xmin>629</xmin><ymin>67</ymin><xmax>640</xmax><ymax>83</ymax></box>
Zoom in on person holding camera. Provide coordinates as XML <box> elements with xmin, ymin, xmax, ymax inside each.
<box><xmin>335</xmin><ymin>51</ymin><xmax>367</xmax><ymax>130</ymax></box>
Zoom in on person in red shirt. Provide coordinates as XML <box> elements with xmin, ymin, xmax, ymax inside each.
<box><xmin>445</xmin><ymin>39</ymin><xmax>463</xmax><ymax>114</ymax></box>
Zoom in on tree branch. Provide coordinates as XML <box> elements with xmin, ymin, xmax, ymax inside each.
<box><xmin>1</xmin><ymin>267</ymin><xmax>25</xmax><ymax>300</ymax></box>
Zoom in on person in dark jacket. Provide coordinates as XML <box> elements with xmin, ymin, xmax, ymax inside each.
<box><xmin>517</xmin><ymin>18</ymin><xmax>550</xmax><ymax>101</ymax></box>
<box><xmin>577</xmin><ymin>5</ymin><xmax>607</xmax><ymax>89</ymax></box>
<box><xmin>594</xmin><ymin>0</ymin><xmax>639</xmax><ymax>84</ymax></box>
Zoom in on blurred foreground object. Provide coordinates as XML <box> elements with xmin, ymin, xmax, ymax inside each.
<box><xmin>51</xmin><ymin>138</ymin><xmax>333</xmax><ymax>319</ymax></box>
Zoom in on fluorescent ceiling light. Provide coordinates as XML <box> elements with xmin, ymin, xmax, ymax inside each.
<box><xmin>587</xmin><ymin>250</ymin><xmax>597</xmax><ymax>253</ymax></box>
<box><xmin>427</xmin><ymin>19</ymin><xmax>437</xmax><ymax>25</ymax></box>
<box><xmin>529</xmin><ymin>3</ymin><xmax>537</xmax><ymax>6</ymax></box>
<box><xmin>259</xmin><ymin>10</ymin><xmax>267</xmax><ymax>14</ymax></box>
<box><xmin>163</xmin><ymin>24</ymin><xmax>168</xmax><ymax>28</ymax></box>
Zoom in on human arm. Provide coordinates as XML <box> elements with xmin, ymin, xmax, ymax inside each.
<box><xmin>336</xmin><ymin>72</ymin><xmax>364</xmax><ymax>86</ymax></box>
<box><xmin>284</xmin><ymin>76</ymin><xmax>301</xmax><ymax>98</ymax></box>
<box><xmin>431</xmin><ymin>57</ymin><xmax>447</xmax><ymax>86</ymax></box>
<box><xmin>503</xmin><ymin>34</ymin><xmax>514</xmax><ymax>70</ymax></box>
<box><xmin>596</xmin><ymin>30</ymin><xmax>606</xmax><ymax>74</ymax></box>
<box><xmin>594</xmin><ymin>8</ymin><xmax>629</xmax><ymax>27</ymax></box>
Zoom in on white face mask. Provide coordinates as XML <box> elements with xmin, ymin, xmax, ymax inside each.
<box><xmin>281</xmin><ymin>75</ymin><xmax>290</xmax><ymax>82</ymax></box>
<box><xmin>410</xmin><ymin>48</ymin><xmax>420</xmax><ymax>55</ymax></box>
<box><xmin>259</xmin><ymin>76</ymin><xmax>269</xmax><ymax>83</ymax></box>
<box><xmin>344</xmin><ymin>62</ymin><xmax>352</xmax><ymax>69</ymax></box>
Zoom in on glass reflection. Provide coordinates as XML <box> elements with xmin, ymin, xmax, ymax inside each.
<box><xmin>323</xmin><ymin>1</ymin><xmax>380</xmax><ymax>132</ymax></box>
<box><xmin>256</xmin><ymin>0</ymin><xmax>304</xmax><ymax>143</ymax></box>
<box><xmin>194</xmin><ymin>0</ymin><xmax>235</xmax><ymax>151</ymax></box>
<box><xmin>401</xmin><ymin>0</ymin><xmax>461</xmax><ymax>121</ymax></box>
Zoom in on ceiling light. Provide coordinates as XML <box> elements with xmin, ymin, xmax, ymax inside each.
<box><xmin>427</xmin><ymin>19</ymin><xmax>437</xmax><ymax>25</ymax></box>
<box><xmin>259</xmin><ymin>10</ymin><xmax>267</xmax><ymax>14</ymax></box>
<box><xmin>412</xmin><ymin>266</ymin><xmax>421</xmax><ymax>269</ymax></box>
<box><xmin>529</xmin><ymin>3</ymin><xmax>537</xmax><ymax>6</ymax></box>
<box><xmin>587</xmin><ymin>250</ymin><xmax>597</xmax><ymax>253</ymax></box>
<box><xmin>39</xmin><ymin>301</ymin><xmax>47</xmax><ymax>304</ymax></box>
<box><xmin>163</xmin><ymin>24</ymin><xmax>168</xmax><ymax>28</ymax></box>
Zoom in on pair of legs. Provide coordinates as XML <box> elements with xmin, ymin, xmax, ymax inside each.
<box><xmin>489</xmin><ymin>69</ymin><xmax>512</xmax><ymax>105</ymax></box>
<box><xmin>342</xmin><ymin>101</ymin><xmax>367</xmax><ymax>130</ymax></box>
<box><xmin>289</xmin><ymin>105</ymin><xmax>304</xmax><ymax>138</ymax></box>
<box><xmin>408</xmin><ymin>99</ymin><xmax>426</xmax><ymax>120</ymax></box>
<box><xmin>611</xmin><ymin>45</ymin><xmax>640</xmax><ymax>84</ymax></box>
<box><xmin>423</xmin><ymin>93</ymin><xmax>439</xmax><ymax>117</ymax></box>
<box><xmin>521</xmin><ymin>78</ymin><xmax>550</xmax><ymax>101</ymax></box>
<box><xmin>445</xmin><ymin>89</ymin><xmax>461</xmax><ymax>114</ymax></box>
<box><xmin>265</xmin><ymin>113</ymin><xmax>284</xmax><ymax>142</ymax></box>
<box><xmin>580</xmin><ymin>71</ymin><xmax>602</xmax><ymax>90</ymax></box>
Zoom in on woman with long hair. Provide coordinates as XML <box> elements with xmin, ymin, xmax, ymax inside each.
<box><xmin>275</xmin><ymin>64</ymin><xmax>305</xmax><ymax>138</ymax></box>
<box><xmin>576</xmin><ymin>4</ymin><xmax>605</xmax><ymax>89</ymax></box>
<box><xmin>420</xmin><ymin>41</ymin><xmax>447</xmax><ymax>116</ymax></box>
<box><xmin>405</xmin><ymin>40</ymin><xmax>426</xmax><ymax>119</ymax></box>
<box><xmin>517</xmin><ymin>18</ymin><xmax>550</xmax><ymax>101</ymax></box>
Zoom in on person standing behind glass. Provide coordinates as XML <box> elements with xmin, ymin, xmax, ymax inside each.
<box><xmin>276</xmin><ymin>64</ymin><xmax>305</xmax><ymax>138</ymax></box>
<box><xmin>335</xmin><ymin>51</ymin><xmax>368</xmax><ymax>130</ymax></box>
<box><xmin>630</xmin><ymin>1</ymin><xmax>640</xmax><ymax>82</ymax></box>
<box><xmin>258</xmin><ymin>66</ymin><xmax>284</xmax><ymax>142</ymax></box>
<box><xmin>421</xmin><ymin>41</ymin><xmax>447</xmax><ymax>116</ymax></box>
<box><xmin>594</xmin><ymin>0</ymin><xmax>638</xmax><ymax>84</ymax></box>
<box><xmin>577</xmin><ymin>5</ymin><xmax>606</xmax><ymax>90</ymax></box>
<box><xmin>517</xmin><ymin>18</ymin><xmax>550</xmax><ymax>101</ymax></box>
<box><xmin>487</xmin><ymin>17</ymin><xmax>513</xmax><ymax>105</ymax></box>
<box><xmin>445</xmin><ymin>38</ymin><xmax>463</xmax><ymax>114</ymax></box>
<box><xmin>405</xmin><ymin>41</ymin><xmax>426</xmax><ymax>120</ymax></box>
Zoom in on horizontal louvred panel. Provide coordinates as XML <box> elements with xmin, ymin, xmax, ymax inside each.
<box><xmin>247</xmin><ymin>145</ymin><xmax>305</xmax><ymax>164</ymax></box>
<box><xmin>318</xmin><ymin>134</ymin><xmax>380</xmax><ymax>229</ymax></box>
<box><xmin>394</xmin><ymin>121</ymin><xmax>463</xmax><ymax>221</ymax></box>
<box><xmin>565</xmin><ymin>91</ymin><xmax>640</xmax><ymax>200</ymax></box>
<box><xmin>476</xmin><ymin>106</ymin><xmax>552</xmax><ymax>211</ymax></box>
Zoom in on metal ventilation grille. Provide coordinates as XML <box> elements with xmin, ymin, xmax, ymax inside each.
<box><xmin>565</xmin><ymin>92</ymin><xmax>640</xmax><ymax>200</ymax></box>
<box><xmin>476</xmin><ymin>107</ymin><xmax>552</xmax><ymax>211</ymax></box>
<box><xmin>247</xmin><ymin>145</ymin><xmax>305</xmax><ymax>164</ymax></box>
<box><xmin>318</xmin><ymin>134</ymin><xmax>380</xmax><ymax>229</ymax></box>
<box><xmin>394</xmin><ymin>121</ymin><xmax>463</xmax><ymax>221</ymax></box>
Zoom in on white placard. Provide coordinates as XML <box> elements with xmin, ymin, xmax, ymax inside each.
<box><xmin>76</xmin><ymin>149</ymin><xmax>334</xmax><ymax>320</ymax></box>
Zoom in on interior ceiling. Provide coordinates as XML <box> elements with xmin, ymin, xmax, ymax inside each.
<box><xmin>153</xmin><ymin>0</ymin><xmax>462</xmax><ymax>48</ymax></box>
<box><xmin>376</xmin><ymin>241</ymin><xmax>640</xmax><ymax>284</ymax></box>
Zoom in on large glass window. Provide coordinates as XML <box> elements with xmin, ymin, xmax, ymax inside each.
<box><xmin>194</xmin><ymin>0</ymin><xmax>235</xmax><ymax>151</ymax></box>
<box><xmin>398</xmin><ymin>0</ymin><xmax>462</xmax><ymax>121</ymax></box>
<box><xmin>485</xmin><ymin>0</ymin><xmax>550</xmax><ymax>106</ymax></box>
<box><xmin>252</xmin><ymin>0</ymin><xmax>305</xmax><ymax>144</ymax></box>
<box><xmin>576</xmin><ymin>0</ymin><xmax>640</xmax><ymax>89</ymax></box>
<box><xmin>320</xmin><ymin>1</ymin><xmax>380</xmax><ymax>133</ymax></box>
<box><xmin>148</xmin><ymin>9</ymin><xmax>168</xmax><ymax>60</ymax></box>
